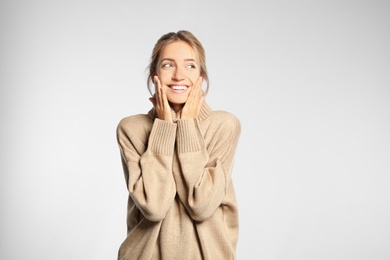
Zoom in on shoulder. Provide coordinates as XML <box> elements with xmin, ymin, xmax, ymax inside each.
<box><xmin>211</xmin><ymin>110</ymin><xmax>240</xmax><ymax>125</ymax></box>
<box><xmin>208</xmin><ymin>110</ymin><xmax>241</xmax><ymax>133</ymax></box>
<box><xmin>117</xmin><ymin>114</ymin><xmax>153</xmax><ymax>136</ymax></box>
<box><xmin>118</xmin><ymin>114</ymin><xmax>151</xmax><ymax>127</ymax></box>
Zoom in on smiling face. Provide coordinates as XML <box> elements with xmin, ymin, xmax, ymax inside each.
<box><xmin>157</xmin><ymin>40</ymin><xmax>201</xmax><ymax>111</ymax></box>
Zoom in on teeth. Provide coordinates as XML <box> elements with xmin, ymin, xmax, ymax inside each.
<box><xmin>171</xmin><ymin>86</ymin><xmax>187</xmax><ymax>90</ymax></box>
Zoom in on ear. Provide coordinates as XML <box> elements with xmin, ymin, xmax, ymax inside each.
<box><xmin>149</xmin><ymin>97</ymin><xmax>156</xmax><ymax>107</ymax></box>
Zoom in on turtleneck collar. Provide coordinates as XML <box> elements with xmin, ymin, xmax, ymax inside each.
<box><xmin>148</xmin><ymin>101</ymin><xmax>213</xmax><ymax>123</ymax></box>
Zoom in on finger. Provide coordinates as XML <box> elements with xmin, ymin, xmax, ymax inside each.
<box><xmin>154</xmin><ymin>76</ymin><xmax>160</xmax><ymax>100</ymax></box>
<box><xmin>199</xmin><ymin>92</ymin><xmax>204</xmax><ymax>103</ymax></box>
<box><xmin>193</xmin><ymin>77</ymin><xmax>203</xmax><ymax>101</ymax></box>
<box><xmin>198</xmin><ymin>95</ymin><xmax>205</xmax><ymax>112</ymax></box>
<box><xmin>193</xmin><ymin>76</ymin><xmax>203</xmax><ymax>99</ymax></box>
<box><xmin>160</xmin><ymin>84</ymin><xmax>170</xmax><ymax>107</ymax></box>
<box><xmin>187</xmin><ymin>76</ymin><xmax>201</xmax><ymax>102</ymax></box>
<box><xmin>153</xmin><ymin>76</ymin><xmax>158</xmax><ymax>92</ymax></box>
<box><xmin>155</xmin><ymin>76</ymin><xmax>171</xmax><ymax>112</ymax></box>
<box><xmin>196</xmin><ymin>76</ymin><xmax>203</xmax><ymax>90</ymax></box>
<box><xmin>154</xmin><ymin>76</ymin><xmax>164</xmax><ymax>107</ymax></box>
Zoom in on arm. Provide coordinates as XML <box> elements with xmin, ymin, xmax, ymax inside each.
<box><xmin>173</xmin><ymin>114</ymin><xmax>241</xmax><ymax>221</ymax></box>
<box><xmin>117</xmin><ymin>118</ymin><xmax>177</xmax><ymax>222</ymax></box>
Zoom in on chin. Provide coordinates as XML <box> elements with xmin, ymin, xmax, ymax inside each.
<box><xmin>167</xmin><ymin>97</ymin><xmax>188</xmax><ymax>106</ymax></box>
<box><xmin>168</xmin><ymin>100</ymin><xmax>186</xmax><ymax>106</ymax></box>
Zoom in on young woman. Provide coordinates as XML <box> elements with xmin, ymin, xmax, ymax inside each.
<box><xmin>116</xmin><ymin>30</ymin><xmax>241</xmax><ymax>260</ymax></box>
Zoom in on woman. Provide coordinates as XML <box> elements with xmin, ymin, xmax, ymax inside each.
<box><xmin>116</xmin><ymin>30</ymin><xmax>241</xmax><ymax>260</ymax></box>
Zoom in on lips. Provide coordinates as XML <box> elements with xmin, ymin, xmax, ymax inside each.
<box><xmin>168</xmin><ymin>85</ymin><xmax>189</xmax><ymax>93</ymax></box>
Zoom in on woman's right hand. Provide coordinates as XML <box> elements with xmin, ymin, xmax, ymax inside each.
<box><xmin>149</xmin><ymin>76</ymin><xmax>173</xmax><ymax>123</ymax></box>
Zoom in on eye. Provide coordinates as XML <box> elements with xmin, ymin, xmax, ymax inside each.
<box><xmin>186</xmin><ymin>64</ymin><xmax>197</xmax><ymax>69</ymax></box>
<box><xmin>162</xmin><ymin>63</ymin><xmax>173</xmax><ymax>68</ymax></box>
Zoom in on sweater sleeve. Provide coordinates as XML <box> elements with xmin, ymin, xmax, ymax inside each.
<box><xmin>174</xmin><ymin>115</ymin><xmax>241</xmax><ymax>222</ymax></box>
<box><xmin>117</xmin><ymin>118</ymin><xmax>177</xmax><ymax>222</ymax></box>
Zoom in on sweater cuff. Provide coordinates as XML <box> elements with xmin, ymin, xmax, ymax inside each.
<box><xmin>176</xmin><ymin>118</ymin><xmax>202</xmax><ymax>153</ymax></box>
<box><xmin>149</xmin><ymin>119</ymin><xmax>177</xmax><ymax>155</ymax></box>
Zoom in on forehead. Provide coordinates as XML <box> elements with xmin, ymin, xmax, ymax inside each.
<box><xmin>161</xmin><ymin>40</ymin><xmax>197</xmax><ymax>60</ymax></box>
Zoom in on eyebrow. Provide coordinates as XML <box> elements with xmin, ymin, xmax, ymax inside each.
<box><xmin>161</xmin><ymin>58</ymin><xmax>198</xmax><ymax>63</ymax></box>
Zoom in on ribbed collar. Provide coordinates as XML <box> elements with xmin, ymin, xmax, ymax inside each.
<box><xmin>148</xmin><ymin>101</ymin><xmax>213</xmax><ymax>123</ymax></box>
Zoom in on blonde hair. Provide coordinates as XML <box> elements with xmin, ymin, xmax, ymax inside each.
<box><xmin>147</xmin><ymin>30</ymin><xmax>209</xmax><ymax>96</ymax></box>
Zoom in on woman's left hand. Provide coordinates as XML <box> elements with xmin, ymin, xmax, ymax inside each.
<box><xmin>181</xmin><ymin>77</ymin><xmax>204</xmax><ymax>119</ymax></box>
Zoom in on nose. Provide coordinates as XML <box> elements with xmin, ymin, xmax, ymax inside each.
<box><xmin>172</xmin><ymin>67</ymin><xmax>185</xmax><ymax>81</ymax></box>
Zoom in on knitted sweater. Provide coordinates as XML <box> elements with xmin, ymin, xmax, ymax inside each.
<box><xmin>116</xmin><ymin>102</ymin><xmax>241</xmax><ymax>260</ymax></box>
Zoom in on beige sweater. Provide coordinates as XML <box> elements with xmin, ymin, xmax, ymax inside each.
<box><xmin>116</xmin><ymin>102</ymin><xmax>241</xmax><ymax>260</ymax></box>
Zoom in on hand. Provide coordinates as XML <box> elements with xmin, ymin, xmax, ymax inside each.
<box><xmin>149</xmin><ymin>76</ymin><xmax>173</xmax><ymax>122</ymax></box>
<box><xmin>181</xmin><ymin>77</ymin><xmax>204</xmax><ymax>119</ymax></box>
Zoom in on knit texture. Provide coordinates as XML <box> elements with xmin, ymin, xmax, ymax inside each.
<box><xmin>116</xmin><ymin>102</ymin><xmax>241</xmax><ymax>260</ymax></box>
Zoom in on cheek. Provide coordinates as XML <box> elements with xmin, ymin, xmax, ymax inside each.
<box><xmin>157</xmin><ymin>71</ymin><xmax>169</xmax><ymax>85</ymax></box>
<box><xmin>188</xmin><ymin>72</ymin><xmax>201</xmax><ymax>84</ymax></box>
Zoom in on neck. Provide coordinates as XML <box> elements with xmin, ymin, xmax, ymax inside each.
<box><xmin>169</xmin><ymin>102</ymin><xmax>184</xmax><ymax>113</ymax></box>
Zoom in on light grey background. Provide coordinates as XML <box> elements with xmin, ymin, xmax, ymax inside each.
<box><xmin>1</xmin><ymin>0</ymin><xmax>389</xmax><ymax>259</ymax></box>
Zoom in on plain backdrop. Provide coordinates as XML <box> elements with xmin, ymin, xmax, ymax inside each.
<box><xmin>1</xmin><ymin>0</ymin><xmax>389</xmax><ymax>259</ymax></box>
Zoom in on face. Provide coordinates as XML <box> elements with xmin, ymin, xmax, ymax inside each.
<box><xmin>157</xmin><ymin>40</ymin><xmax>201</xmax><ymax>110</ymax></box>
